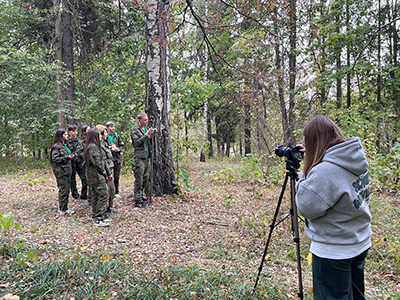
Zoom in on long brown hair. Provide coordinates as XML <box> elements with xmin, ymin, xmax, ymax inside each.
<box><xmin>303</xmin><ymin>115</ymin><xmax>347</xmax><ymax>177</ymax></box>
<box><xmin>83</xmin><ymin>128</ymin><xmax>102</xmax><ymax>164</ymax></box>
<box><xmin>52</xmin><ymin>128</ymin><xmax>68</xmax><ymax>149</ymax></box>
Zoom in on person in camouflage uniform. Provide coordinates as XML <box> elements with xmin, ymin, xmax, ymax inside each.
<box><xmin>50</xmin><ymin>128</ymin><xmax>77</xmax><ymax>215</ymax></box>
<box><xmin>105</xmin><ymin>121</ymin><xmax>124</xmax><ymax>197</ymax></box>
<box><xmin>75</xmin><ymin>125</ymin><xmax>89</xmax><ymax>200</ymax></box>
<box><xmin>130</xmin><ymin>112</ymin><xmax>157</xmax><ymax>207</ymax></box>
<box><xmin>96</xmin><ymin>125</ymin><xmax>116</xmax><ymax>214</ymax></box>
<box><xmin>68</xmin><ymin>125</ymin><xmax>81</xmax><ymax>199</ymax></box>
<box><xmin>83</xmin><ymin>128</ymin><xmax>110</xmax><ymax>227</ymax></box>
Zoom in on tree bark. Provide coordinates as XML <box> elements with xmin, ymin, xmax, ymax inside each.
<box><xmin>346</xmin><ymin>0</ymin><xmax>351</xmax><ymax>108</ymax></box>
<box><xmin>200</xmin><ymin>2</ymin><xmax>208</xmax><ymax>162</ymax></box>
<box><xmin>54</xmin><ymin>0</ymin><xmax>64</xmax><ymax>128</ymax></box>
<box><xmin>62</xmin><ymin>0</ymin><xmax>76</xmax><ymax>125</ymax></box>
<box><xmin>274</xmin><ymin>6</ymin><xmax>289</xmax><ymax>144</ymax></box>
<box><xmin>288</xmin><ymin>0</ymin><xmax>297</xmax><ymax>145</ymax></box>
<box><xmin>336</xmin><ymin>13</ymin><xmax>342</xmax><ymax>109</ymax></box>
<box><xmin>244</xmin><ymin>102</ymin><xmax>251</xmax><ymax>156</ymax></box>
<box><xmin>145</xmin><ymin>0</ymin><xmax>177</xmax><ymax>196</ymax></box>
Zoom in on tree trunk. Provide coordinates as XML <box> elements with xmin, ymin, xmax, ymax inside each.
<box><xmin>62</xmin><ymin>0</ymin><xmax>76</xmax><ymax>125</ymax></box>
<box><xmin>54</xmin><ymin>0</ymin><xmax>64</xmax><ymax>128</ymax></box>
<box><xmin>336</xmin><ymin>13</ymin><xmax>342</xmax><ymax>109</ymax></box>
<box><xmin>244</xmin><ymin>102</ymin><xmax>251</xmax><ymax>156</ymax></box>
<box><xmin>207</xmin><ymin>102</ymin><xmax>213</xmax><ymax>158</ymax></box>
<box><xmin>145</xmin><ymin>0</ymin><xmax>177</xmax><ymax>196</ymax></box>
<box><xmin>200</xmin><ymin>2</ymin><xmax>208</xmax><ymax>162</ymax></box>
<box><xmin>288</xmin><ymin>0</ymin><xmax>297</xmax><ymax>145</ymax></box>
<box><xmin>274</xmin><ymin>6</ymin><xmax>289</xmax><ymax>144</ymax></box>
<box><xmin>346</xmin><ymin>0</ymin><xmax>351</xmax><ymax>108</ymax></box>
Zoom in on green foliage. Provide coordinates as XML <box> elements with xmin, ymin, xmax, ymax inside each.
<box><xmin>241</xmin><ymin>155</ymin><xmax>266</xmax><ymax>185</ymax></box>
<box><xmin>369</xmin><ymin>142</ymin><xmax>400</xmax><ymax>193</ymax></box>
<box><xmin>0</xmin><ymin>212</ymin><xmax>38</xmax><ymax>267</ymax></box>
<box><xmin>0</xmin><ymin>212</ymin><xmax>21</xmax><ymax>233</ymax></box>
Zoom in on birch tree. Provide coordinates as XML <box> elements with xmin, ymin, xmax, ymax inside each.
<box><xmin>145</xmin><ymin>0</ymin><xmax>177</xmax><ymax>196</ymax></box>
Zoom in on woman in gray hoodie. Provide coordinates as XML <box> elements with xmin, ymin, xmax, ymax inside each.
<box><xmin>296</xmin><ymin>115</ymin><xmax>371</xmax><ymax>300</ymax></box>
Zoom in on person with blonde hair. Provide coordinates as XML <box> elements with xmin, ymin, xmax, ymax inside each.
<box><xmin>295</xmin><ymin>115</ymin><xmax>371</xmax><ymax>300</ymax></box>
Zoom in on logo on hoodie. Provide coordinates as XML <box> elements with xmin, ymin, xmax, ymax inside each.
<box><xmin>352</xmin><ymin>172</ymin><xmax>370</xmax><ymax>209</ymax></box>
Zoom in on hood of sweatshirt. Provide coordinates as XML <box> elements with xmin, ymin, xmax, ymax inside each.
<box><xmin>322</xmin><ymin>137</ymin><xmax>368</xmax><ymax>177</ymax></box>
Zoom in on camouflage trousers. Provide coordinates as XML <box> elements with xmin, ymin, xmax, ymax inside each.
<box><xmin>89</xmin><ymin>179</ymin><xmax>108</xmax><ymax>221</ymax></box>
<box><xmin>133</xmin><ymin>157</ymin><xmax>149</xmax><ymax>203</ymax></box>
<box><xmin>70</xmin><ymin>160</ymin><xmax>88</xmax><ymax>199</ymax></box>
<box><xmin>107</xmin><ymin>177</ymin><xmax>116</xmax><ymax>211</ymax></box>
<box><xmin>55</xmin><ymin>174</ymin><xmax>71</xmax><ymax>211</ymax></box>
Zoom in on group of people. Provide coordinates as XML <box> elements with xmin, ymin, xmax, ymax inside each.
<box><xmin>50</xmin><ymin>113</ymin><xmax>157</xmax><ymax>227</ymax></box>
<box><xmin>50</xmin><ymin>113</ymin><xmax>372</xmax><ymax>299</ymax></box>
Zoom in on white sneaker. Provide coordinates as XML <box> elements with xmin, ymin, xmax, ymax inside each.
<box><xmin>93</xmin><ymin>220</ymin><xmax>110</xmax><ymax>227</ymax></box>
<box><xmin>59</xmin><ymin>208</ymin><xmax>75</xmax><ymax>216</ymax></box>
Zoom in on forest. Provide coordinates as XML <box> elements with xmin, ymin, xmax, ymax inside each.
<box><xmin>0</xmin><ymin>0</ymin><xmax>400</xmax><ymax>299</ymax></box>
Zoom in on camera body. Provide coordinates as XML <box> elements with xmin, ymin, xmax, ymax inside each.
<box><xmin>275</xmin><ymin>145</ymin><xmax>304</xmax><ymax>162</ymax></box>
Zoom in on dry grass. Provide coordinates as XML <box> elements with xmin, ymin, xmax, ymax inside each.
<box><xmin>0</xmin><ymin>160</ymin><xmax>399</xmax><ymax>299</ymax></box>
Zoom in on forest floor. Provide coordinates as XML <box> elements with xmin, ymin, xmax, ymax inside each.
<box><xmin>0</xmin><ymin>159</ymin><xmax>399</xmax><ymax>299</ymax></box>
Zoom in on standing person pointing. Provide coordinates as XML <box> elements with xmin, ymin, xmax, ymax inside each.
<box><xmin>130</xmin><ymin>112</ymin><xmax>157</xmax><ymax>207</ymax></box>
<box><xmin>295</xmin><ymin>115</ymin><xmax>372</xmax><ymax>300</ymax></box>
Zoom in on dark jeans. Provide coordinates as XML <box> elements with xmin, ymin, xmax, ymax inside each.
<box><xmin>312</xmin><ymin>249</ymin><xmax>369</xmax><ymax>300</ymax></box>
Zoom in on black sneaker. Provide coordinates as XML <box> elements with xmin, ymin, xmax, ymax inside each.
<box><xmin>135</xmin><ymin>201</ymin><xmax>147</xmax><ymax>208</ymax></box>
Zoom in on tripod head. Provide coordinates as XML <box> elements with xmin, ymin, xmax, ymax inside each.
<box><xmin>285</xmin><ymin>157</ymin><xmax>301</xmax><ymax>181</ymax></box>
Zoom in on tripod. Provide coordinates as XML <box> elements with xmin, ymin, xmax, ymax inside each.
<box><xmin>254</xmin><ymin>159</ymin><xmax>304</xmax><ymax>299</ymax></box>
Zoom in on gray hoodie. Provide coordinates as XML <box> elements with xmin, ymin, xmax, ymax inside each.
<box><xmin>296</xmin><ymin>137</ymin><xmax>372</xmax><ymax>259</ymax></box>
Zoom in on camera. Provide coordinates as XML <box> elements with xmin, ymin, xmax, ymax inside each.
<box><xmin>275</xmin><ymin>145</ymin><xmax>304</xmax><ymax>162</ymax></box>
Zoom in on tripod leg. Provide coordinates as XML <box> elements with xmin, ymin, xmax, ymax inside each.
<box><xmin>290</xmin><ymin>178</ymin><xmax>304</xmax><ymax>299</ymax></box>
<box><xmin>254</xmin><ymin>173</ymin><xmax>289</xmax><ymax>292</ymax></box>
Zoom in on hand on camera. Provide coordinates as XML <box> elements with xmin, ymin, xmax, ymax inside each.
<box><xmin>296</xmin><ymin>144</ymin><xmax>306</xmax><ymax>152</ymax></box>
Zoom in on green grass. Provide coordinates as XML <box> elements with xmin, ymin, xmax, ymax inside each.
<box><xmin>0</xmin><ymin>251</ymin><xmax>288</xmax><ymax>300</ymax></box>
<box><xmin>0</xmin><ymin>157</ymin><xmax>49</xmax><ymax>174</ymax></box>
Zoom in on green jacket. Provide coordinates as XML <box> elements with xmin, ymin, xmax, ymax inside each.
<box><xmin>130</xmin><ymin>124</ymin><xmax>151</xmax><ymax>159</ymax></box>
<box><xmin>85</xmin><ymin>145</ymin><xmax>107</xmax><ymax>185</ymax></box>
<box><xmin>104</xmin><ymin>132</ymin><xmax>124</xmax><ymax>164</ymax></box>
<box><xmin>101</xmin><ymin>140</ymin><xmax>114</xmax><ymax>177</ymax></box>
<box><xmin>50</xmin><ymin>145</ymin><xmax>72</xmax><ymax>178</ymax></box>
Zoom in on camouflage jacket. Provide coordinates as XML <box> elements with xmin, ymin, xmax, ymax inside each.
<box><xmin>50</xmin><ymin>145</ymin><xmax>72</xmax><ymax>178</ymax></box>
<box><xmin>75</xmin><ymin>139</ymin><xmax>85</xmax><ymax>165</ymax></box>
<box><xmin>104</xmin><ymin>132</ymin><xmax>124</xmax><ymax>164</ymax></box>
<box><xmin>130</xmin><ymin>124</ymin><xmax>151</xmax><ymax>159</ymax></box>
<box><xmin>68</xmin><ymin>137</ymin><xmax>80</xmax><ymax>153</ymax></box>
<box><xmin>85</xmin><ymin>145</ymin><xmax>107</xmax><ymax>185</ymax></box>
<box><xmin>101</xmin><ymin>140</ymin><xmax>114</xmax><ymax>177</ymax></box>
